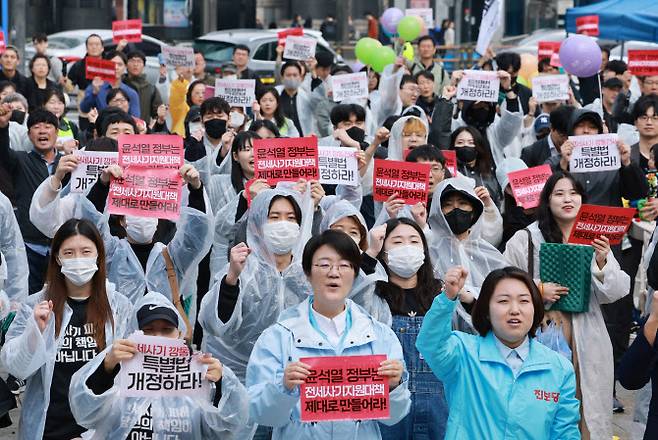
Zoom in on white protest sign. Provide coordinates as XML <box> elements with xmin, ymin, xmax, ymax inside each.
<box><xmin>456</xmin><ymin>70</ymin><xmax>500</xmax><ymax>102</ymax></box>
<box><xmin>214</xmin><ymin>78</ymin><xmax>256</xmax><ymax>107</ymax></box>
<box><xmin>283</xmin><ymin>36</ymin><xmax>317</xmax><ymax>61</ymax></box>
<box><xmin>405</xmin><ymin>8</ymin><xmax>434</xmax><ymax>28</ymax></box>
<box><xmin>569</xmin><ymin>134</ymin><xmax>620</xmax><ymax>173</ymax></box>
<box><xmin>531</xmin><ymin>74</ymin><xmax>570</xmax><ymax>103</ymax></box>
<box><xmin>331</xmin><ymin>72</ymin><xmax>369</xmax><ymax>102</ymax></box>
<box><xmin>161</xmin><ymin>45</ymin><xmax>195</xmax><ymax>68</ymax></box>
<box><xmin>318</xmin><ymin>146</ymin><xmax>359</xmax><ymax>186</ymax></box>
<box><xmin>117</xmin><ymin>332</ymin><xmax>210</xmax><ymax>398</ymax></box>
<box><xmin>70</xmin><ymin>151</ymin><xmax>118</xmax><ymax>193</ymax></box>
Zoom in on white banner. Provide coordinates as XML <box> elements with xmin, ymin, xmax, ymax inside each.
<box><xmin>405</xmin><ymin>8</ymin><xmax>434</xmax><ymax>29</ymax></box>
<box><xmin>214</xmin><ymin>79</ymin><xmax>256</xmax><ymax>107</ymax></box>
<box><xmin>476</xmin><ymin>0</ymin><xmax>502</xmax><ymax>55</ymax></box>
<box><xmin>70</xmin><ymin>151</ymin><xmax>118</xmax><ymax>193</ymax></box>
<box><xmin>331</xmin><ymin>72</ymin><xmax>369</xmax><ymax>102</ymax></box>
<box><xmin>161</xmin><ymin>46</ymin><xmax>195</xmax><ymax>68</ymax></box>
<box><xmin>456</xmin><ymin>70</ymin><xmax>500</xmax><ymax>102</ymax></box>
<box><xmin>532</xmin><ymin>74</ymin><xmax>570</xmax><ymax>103</ymax></box>
<box><xmin>319</xmin><ymin>146</ymin><xmax>359</xmax><ymax>186</ymax></box>
<box><xmin>569</xmin><ymin>134</ymin><xmax>621</xmax><ymax>173</ymax></box>
<box><xmin>117</xmin><ymin>332</ymin><xmax>210</xmax><ymax>398</ymax></box>
<box><xmin>283</xmin><ymin>36</ymin><xmax>317</xmax><ymax>61</ymax></box>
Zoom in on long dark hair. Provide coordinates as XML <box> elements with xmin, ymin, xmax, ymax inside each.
<box><xmin>375</xmin><ymin>217</ymin><xmax>442</xmax><ymax>315</ymax></box>
<box><xmin>450</xmin><ymin>126</ymin><xmax>494</xmax><ymax>177</ymax></box>
<box><xmin>249</xmin><ymin>119</ymin><xmax>280</xmax><ymax>137</ymax></box>
<box><xmin>256</xmin><ymin>86</ymin><xmax>286</xmax><ymax>129</ymax></box>
<box><xmin>45</xmin><ymin>219</ymin><xmax>114</xmax><ymax>350</ymax></box>
<box><xmin>537</xmin><ymin>171</ymin><xmax>587</xmax><ymax>244</ymax></box>
<box><xmin>230</xmin><ymin>131</ymin><xmax>261</xmax><ymax>192</ymax></box>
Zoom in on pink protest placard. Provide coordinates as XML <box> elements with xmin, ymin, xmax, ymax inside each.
<box><xmin>85</xmin><ymin>58</ymin><xmax>117</xmax><ymax>82</ymax></box>
<box><xmin>112</xmin><ymin>19</ymin><xmax>143</xmax><ymax>43</ymax></box>
<box><xmin>108</xmin><ymin>167</ymin><xmax>182</xmax><ymax>220</ymax></box>
<box><xmin>508</xmin><ymin>164</ymin><xmax>552</xmax><ymax>209</ymax></box>
<box><xmin>117</xmin><ymin>134</ymin><xmax>184</xmax><ymax>169</ymax></box>
<box><xmin>373</xmin><ymin>159</ymin><xmax>431</xmax><ymax>205</ymax></box>
<box><xmin>253</xmin><ymin>136</ymin><xmax>319</xmax><ymax>184</ymax></box>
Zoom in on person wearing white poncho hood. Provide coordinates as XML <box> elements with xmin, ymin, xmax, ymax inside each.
<box><xmin>68</xmin><ymin>292</ymin><xmax>249</xmax><ymax>439</ymax></box>
<box><xmin>0</xmin><ymin>190</ymin><xmax>28</xmax><ymax>305</ymax></box>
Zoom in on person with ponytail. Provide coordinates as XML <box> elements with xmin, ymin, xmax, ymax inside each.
<box><xmin>0</xmin><ymin>219</ymin><xmax>132</xmax><ymax>440</ymax></box>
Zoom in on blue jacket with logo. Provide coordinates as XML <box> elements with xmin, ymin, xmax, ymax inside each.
<box><xmin>416</xmin><ymin>294</ymin><xmax>580</xmax><ymax>440</ymax></box>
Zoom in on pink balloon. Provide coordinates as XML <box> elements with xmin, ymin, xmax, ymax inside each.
<box><xmin>381</xmin><ymin>8</ymin><xmax>404</xmax><ymax>35</ymax></box>
<box><xmin>559</xmin><ymin>35</ymin><xmax>601</xmax><ymax>77</ymax></box>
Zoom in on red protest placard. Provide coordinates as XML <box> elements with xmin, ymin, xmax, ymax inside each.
<box><xmin>0</xmin><ymin>31</ymin><xmax>5</xmax><ymax>54</ymax></box>
<box><xmin>567</xmin><ymin>204</ymin><xmax>636</xmax><ymax>245</ymax></box>
<box><xmin>373</xmin><ymin>159</ymin><xmax>431</xmax><ymax>205</ymax></box>
<box><xmin>576</xmin><ymin>15</ymin><xmax>599</xmax><ymax>36</ymax></box>
<box><xmin>253</xmin><ymin>136</ymin><xmax>319</xmax><ymax>184</ymax></box>
<box><xmin>108</xmin><ymin>168</ymin><xmax>182</xmax><ymax>220</ymax></box>
<box><xmin>442</xmin><ymin>150</ymin><xmax>458</xmax><ymax>177</ymax></box>
<box><xmin>117</xmin><ymin>134</ymin><xmax>184</xmax><ymax>169</ymax></box>
<box><xmin>112</xmin><ymin>19</ymin><xmax>143</xmax><ymax>43</ymax></box>
<box><xmin>538</xmin><ymin>41</ymin><xmax>561</xmax><ymax>61</ymax></box>
<box><xmin>508</xmin><ymin>164</ymin><xmax>552</xmax><ymax>209</ymax></box>
<box><xmin>627</xmin><ymin>50</ymin><xmax>658</xmax><ymax>77</ymax></box>
<box><xmin>277</xmin><ymin>28</ymin><xmax>304</xmax><ymax>46</ymax></box>
<box><xmin>300</xmin><ymin>355</ymin><xmax>389</xmax><ymax>422</ymax></box>
<box><xmin>85</xmin><ymin>58</ymin><xmax>117</xmax><ymax>82</ymax></box>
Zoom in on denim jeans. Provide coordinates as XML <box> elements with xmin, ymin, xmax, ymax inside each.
<box><xmin>380</xmin><ymin>314</ymin><xmax>448</xmax><ymax>440</ymax></box>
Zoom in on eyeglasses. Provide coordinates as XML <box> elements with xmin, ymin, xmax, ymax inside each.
<box><xmin>313</xmin><ymin>262</ymin><xmax>354</xmax><ymax>274</ymax></box>
<box><xmin>638</xmin><ymin>115</ymin><xmax>658</xmax><ymax>123</ymax></box>
<box><xmin>643</xmin><ymin>80</ymin><xmax>658</xmax><ymax>87</ymax></box>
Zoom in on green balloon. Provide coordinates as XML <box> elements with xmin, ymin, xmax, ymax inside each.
<box><xmin>354</xmin><ymin>38</ymin><xmax>381</xmax><ymax>66</ymax></box>
<box><xmin>371</xmin><ymin>46</ymin><xmax>397</xmax><ymax>73</ymax></box>
<box><xmin>397</xmin><ymin>16</ymin><xmax>421</xmax><ymax>42</ymax></box>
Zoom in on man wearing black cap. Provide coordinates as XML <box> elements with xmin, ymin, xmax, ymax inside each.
<box><xmin>602</xmin><ymin>77</ymin><xmax>623</xmax><ymax>133</ymax></box>
<box><xmin>123</xmin><ymin>50</ymin><xmax>163</xmax><ymax>121</ymax></box>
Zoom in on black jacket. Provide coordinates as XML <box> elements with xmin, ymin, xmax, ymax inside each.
<box><xmin>428</xmin><ymin>98</ymin><xmax>454</xmax><ymax>149</ymax></box>
<box><xmin>0</xmin><ymin>70</ymin><xmax>29</xmax><ymax>97</ymax></box>
<box><xmin>520</xmin><ymin>136</ymin><xmax>551</xmax><ymax>168</ymax></box>
<box><xmin>67</xmin><ymin>55</ymin><xmax>95</xmax><ymax>91</ymax></box>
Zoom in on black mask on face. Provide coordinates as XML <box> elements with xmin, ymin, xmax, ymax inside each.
<box><xmin>10</xmin><ymin>110</ymin><xmax>25</xmax><ymax>125</ymax></box>
<box><xmin>204</xmin><ymin>118</ymin><xmax>227</xmax><ymax>139</ymax></box>
<box><xmin>444</xmin><ymin>208</ymin><xmax>473</xmax><ymax>235</ymax></box>
<box><xmin>345</xmin><ymin>126</ymin><xmax>365</xmax><ymax>144</ymax></box>
<box><xmin>456</xmin><ymin>146</ymin><xmax>477</xmax><ymax>164</ymax></box>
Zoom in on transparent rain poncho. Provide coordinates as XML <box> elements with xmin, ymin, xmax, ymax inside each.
<box><xmin>0</xmin><ymin>191</ymin><xmax>27</xmax><ymax>304</ymax></box>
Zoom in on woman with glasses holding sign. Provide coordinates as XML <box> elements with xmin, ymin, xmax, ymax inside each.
<box><xmin>246</xmin><ymin>229</ymin><xmax>411</xmax><ymax>439</ymax></box>
<box><xmin>0</xmin><ymin>219</ymin><xmax>132</xmax><ymax>440</ymax></box>
<box><xmin>503</xmin><ymin>172</ymin><xmax>630</xmax><ymax>439</ymax></box>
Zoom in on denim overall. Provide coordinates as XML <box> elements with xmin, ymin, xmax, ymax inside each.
<box><xmin>380</xmin><ymin>314</ymin><xmax>448</xmax><ymax>440</ymax></box>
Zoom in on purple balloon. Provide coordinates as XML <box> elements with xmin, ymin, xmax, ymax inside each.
<box><xmin>559</xmin><ymin>35</ymin><xmax>602</xmax><ymax>77</ymax></box>
<box><xmin>380</xmin><ymin>8</ymin><xmax>404</xmax><ymax>35</ymax></box>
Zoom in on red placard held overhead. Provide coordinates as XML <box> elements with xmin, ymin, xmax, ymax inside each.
<box><xmin>538</xmin><ymin>41</ymin><xmax>561</xmax><ymax>61</ymax></box>
<box><xmin>373</xmin><ymin>159</ymin><xmax>431</xmax><ymax>205</ymax></box>
<box><xmin>567</xmin><ymin>204</ymin><xmax>636</xmax><ymax>246</ymax></box>
<box><xmin>112</xmin><ymin>19</ymin><xmax>143</xmax><ymax>43</ymax></box>
<box><xmin>300</xmin><ymin>355</ymin><xmax>389</xmax><ymax>422</ymax></box>
<box><xmin>627</xmin><ymin>50</ymin><xmax>658</xmax><ymax>77</ymax></box>
<box><xmin>0</xmin><ymin>31</ymin><xmax>5</xmax><ymax>54</ymax></box>
<box><xmin>85</xmin><ymin>58</ymin><xmax>117</xmax><ymax>82</ymax></box>
<box><xmin>507</xmin><ymin>165</ymin><xmax>552</xmax><ymax>209</ymax></box>
<box><xmin>277</xmin><ymin>27</ymin><xmax>304</xmax><ymax>46</ymax></box>
<box><xmin>442</xmin><ymin>150</ymin><xmax>458</xmax><ymax>177</ymax></box>
<box><xmin>253</xmin><ymin>136</ymin><xmax>319</xmax><ymax>184</ymax></box>
<box><xmin>576</xmin><ymin>15</ymin><xmax>599</xmax><ymax>36</ymax></box>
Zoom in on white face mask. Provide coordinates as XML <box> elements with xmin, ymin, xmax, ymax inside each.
<box><xmin>386</xmin><ymin>245</ymin><xmax>425</xmax><ymax>279</ymax></box>
<box><xmin>59</xmin><ymin>257</ymin><xmax>98</xmax><ymax>287</ymax></box>
<box><xmin>188</xmin><ymin>121</ymin><xmax>203</xmax><ymax>135</ymax></box>
<box><xmin>262</xmin><ymin>221</ymin><xmax>300</xmax><ymax>255</ymax></box>
<box><xmin>229</xmin><ymin>111</ymin><xmax>245</xmax><ymax>128</ymax></box>
<box><xmin>125</xmin><ymin>216</ymin><xmax>158</xmax><ymax>243</ymax></box>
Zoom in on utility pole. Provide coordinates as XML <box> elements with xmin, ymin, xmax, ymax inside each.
<box><xmin>9</xmin><ymin>0</ymin><xmax>26</xmax><ymax>73</ymax></box>
<box><xmin>336</xmin><ymin>0</ymin><xmax>352</xmax><ymax>45</ymax></box>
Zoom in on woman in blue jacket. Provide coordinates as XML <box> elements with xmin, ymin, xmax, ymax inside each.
<box><xmin>416</xmin><ymin>266</ymin><xmax>580</xmax><ymax>440</ymax></box>
<box><xmin>246</xmin><ymin>229</ymin><xmax>411</xmax><ymax>439</ymax></box>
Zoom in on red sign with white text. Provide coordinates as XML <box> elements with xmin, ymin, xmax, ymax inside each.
<box><xmin>112</xmin><ymin>19</ymin><xmax>143</xmax><ymax>43</ymax></box>
<box><xmin>538</xmin><ymin>41</ymin><xmax>561</xmax><ymax>60</ymax></box>
<box><xmin>117</xmin><ymin>134</ymin><xmax>184</xmax><ymax>169</ymax></box>
<box><xmin>442</xmin><ymin>150</ymin><xmax>458</xmax><ymax>177</ymax></box>
<box><xmin>567</xmin><ymin>204</ymin><xmax>636</xmax><ymax>245</ymax></box>
<box><xmin>576</xmin><ymin>15</ymin><xmax>599</xmax><ymax>36</ymax></box>
<box><xmin>627</xmin><ymin>50</ymin><xmax>658</xmax><ymax>77</ymax></box>
<box><xmin>300</xmin><ymin>355</ymin><xmax>389</xmax><ymax>422</ymax></box>
<box><xmin>508</xmin><ymin>165</ymin><xmax>552</xmax><ymax>209</ymax></box>
<box><xmin>373</xmin><ymin>159</ymin><xmax>431</xmax><ymax>205</ymax></box>
<box><xmin>277</xmin><ymin>28</ymin><xmax>304</xmax><ymax>46</ymax></box>
<box><xmin>253</xmin><ymin>136</ymin><xmax>319</xmax><ymax>184</ymax></box>
<box><xmin>85</xmin><ymin>58</ymin><xmax>116</xmax><ymax>82</ymax></box>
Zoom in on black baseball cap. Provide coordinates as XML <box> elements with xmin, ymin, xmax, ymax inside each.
<box><xmin>137</xmin><ymin>304</ymin><xmax>179</xmax><ymax>329</ymax></box>
<box><xmin>602</xmin><ymin>77</ymin><xmax>623</xmax><ymax>90</ymax></box>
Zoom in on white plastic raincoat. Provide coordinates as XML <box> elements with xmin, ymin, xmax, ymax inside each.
<box><xmin>0</xmin><ymin>191</ymin><xmax>27</xmax><ymax>304</ymax></box>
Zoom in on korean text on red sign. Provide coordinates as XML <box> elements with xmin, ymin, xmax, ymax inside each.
<box><xmin>253</xmin><ymin>136</ymin><xmax>319</xmax><ymax>184</ymax></box>
<box><xmin>318</xmin><ymin>146</ymin><xmax>359</xmax><ymax>186</ymax></box>
<box><xmin>283</xmin><ymin>36</ymin><xmax>317</xmax><ymax>61</ymax></box>
<box><xmin>331</xmin><ymin>72</ymin><xmax>369</xmax><ymax>102</ymax></box>
<box><xmin>508</xmin><ymin>164</ymin><xmax>552</xmax><ymax>209</ymax></box>
<box><xmin>576</xmin><ymin>15</ymin><xmax>599</xmax><ymax>36</ymax></box>
<box><xmin>300</xmin><ymin>355</ymin><xmax>389</xmax><ymax>422</ymax></box>
<box><xmin>85</xmin><ymin>58</ymin><xmax>117</xmax><ymax>82</ymax></box>
<box><xmin>538</xmin><ymin>41</ymin><xmax>561</xmax><ymax>60</ymax></box>
<box><xmin>373</xmin><ymin>159</ymin><xmax>431</xmax><ymax>205</ymax></box>
<box><xmin>214</xmin><ymin>78</ymin><xmax>256</xmax><ymax>107</ymax></box>
<box><xmin>627</xmin><ymin>50</ymin><xmax>658</xmax><ymax>77</ymax></box>
<box><xmin>112</xmin><ymin>19</ymin><xmax>143</xmax><ymax>43</ymax></box>
<box><xmin>568</xmin><ymin>134</ymin><xmax>620</xmax><ymax>173</ymax></box>
<box><xmin>456</xmin><ymin>70</ymin><xmax>500</xmax><ymax>103</ymax></box>
<box><xmin>277</xmin><ymin>28</ymin><xmax>304</xmax><ymax>46</ymax></box>
<box><xmin>117</xmin><ymin>332</ymin><xmax>210</xmax><ymax>398</ymax></box>
<box><xmin>567</xmin><ymin>204</ymin><xmax>636</xmax><ymax>245</ymax></box>
<box><xmin>70</xmin><ymin>151</ymin><xmax>118</xmax><ymax>193</ymax></box>
<box><xmin>531</xmin><ymin>74</ymin><xmax>569</xmax><ymax>103</ymax></box>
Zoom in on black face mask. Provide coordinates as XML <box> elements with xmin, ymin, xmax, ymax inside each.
<box><xmin>346</xmin><ymin>126</ymin><xmax>365</xmax><ymax>144</ymax></box>
<box><xmin>10</xmin><ymin>110</ymin><xmax>26</xmax><ymax>125</ymax></box>
<box><xmin>204</xmin><ymin>118</ymin><xmax>227</xmax><ymax>139</ymax></box>
<box><xmin>444</xmin><ymin>208</ymin><xmax>473</xmax><ymax>235</ymax></box>
<box><xmin>456</xmin><ymin>146</ymin><xmax>477</xmax><ymax>164</ymax></box>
